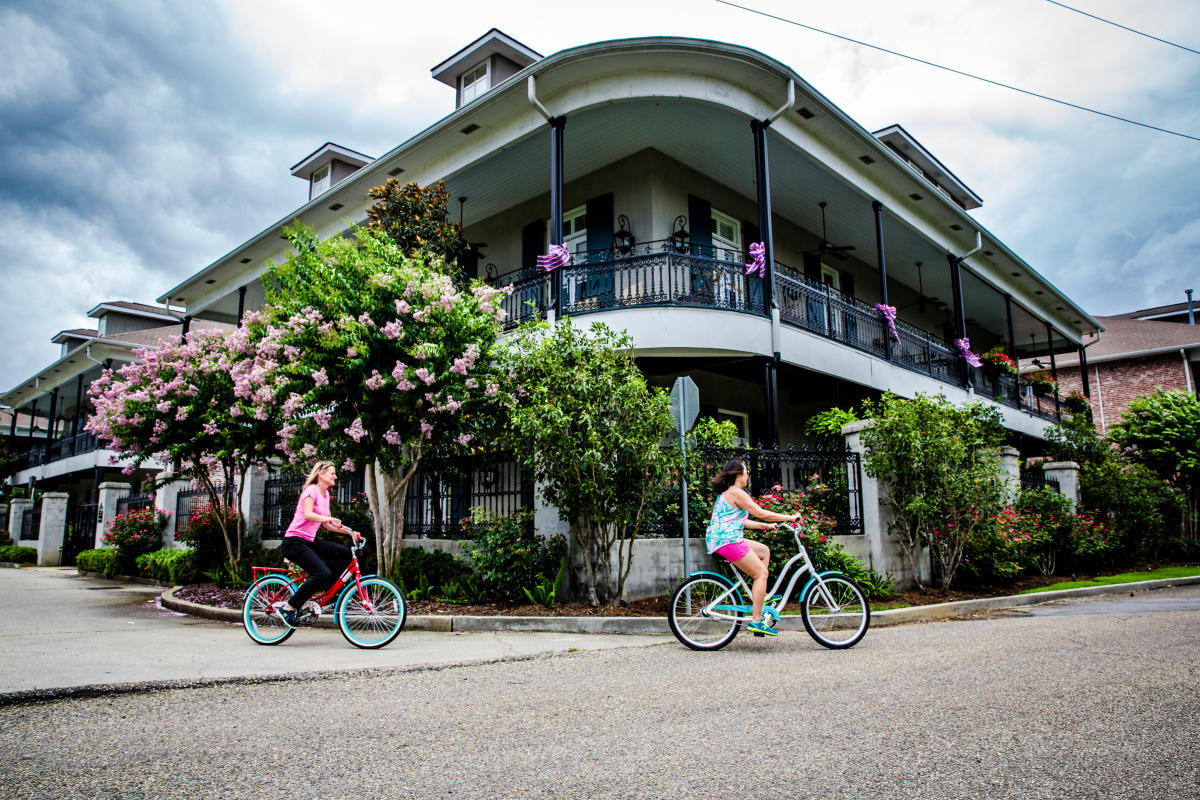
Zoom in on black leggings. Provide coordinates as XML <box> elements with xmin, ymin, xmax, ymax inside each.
<box><xmin>280</xmin><ymin>536</ymin><xmax>352</xmax><ymax>609</ymax></box>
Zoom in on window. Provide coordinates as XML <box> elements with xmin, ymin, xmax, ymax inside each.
<box><xmin>716</xmin><ymin>409</ymin><xmax>750</xmax><ymax>447</ymax></box>
<box><xmin>561</xmin><ymin>205</ymin><xmax>588</xmax><ymax>256</ymax></box>
<box><xmin>460</xmin><ymin>60</ymin><xmax>490</xmax><ymax>104</ymax></box>
<box><xmin>310</xmin><ymin>164</ymin><xmax>331</xmax><ymax>199</ymax></box>
<box><xmin>711</xmin><ymin>208</ymin><xmax>741</xmax><ymax>261</ymax></box>
<box><xmin>820</xmin><ymin>264</ymin><xmax>841</xmax><ymax>291</ymax></box>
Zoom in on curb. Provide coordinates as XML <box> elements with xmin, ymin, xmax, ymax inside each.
<box><xmin>161</xmin><ymin>575</ymin><xmax>1200</xmax><ymax>635</ymax></box>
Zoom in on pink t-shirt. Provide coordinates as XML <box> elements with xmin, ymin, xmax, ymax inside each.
<box><xmin>284</xmin><ymin>484</ymin><xmax>330</xmax><ymax>541</ymax></box>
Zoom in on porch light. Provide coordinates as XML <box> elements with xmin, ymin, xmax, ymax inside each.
<box><xmin>670</xmin><ymin>215</ymin><xmax>691</xmax><ymax>254</ymax></box>
<box><xmin>612</xmin><ymin>215</ymin><xmax>634</xmax><ymax>255</ymax></box>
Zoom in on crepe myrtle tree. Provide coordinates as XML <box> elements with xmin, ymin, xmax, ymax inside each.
<box><xmin>496</xmin><ymin>318</ymin><xmax>674</xmax><ymax>606</ymax></box>
<box><xmin>235</xmin><ymin>223</ymin><xmax>509</xmax><ymax>578</ymax></box>
<box><xmin>86</xmin><ymin>329</ymin><xmax>280</xmax><ymax>569</ymax></box>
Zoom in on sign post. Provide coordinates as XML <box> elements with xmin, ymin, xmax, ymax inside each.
<box><xmin>669</xmin><ymin>376</ymin><xmax>700</xmax><ymax>579</ymax></box>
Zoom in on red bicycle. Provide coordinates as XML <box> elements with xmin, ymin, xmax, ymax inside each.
<box><xmin>241</xmin><ymin>537</ymin><xmax>406</xmax><ymax>649</ymax></box>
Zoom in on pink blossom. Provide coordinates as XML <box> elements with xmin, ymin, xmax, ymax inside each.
<box><xmin>312</xmin><ymin>368</ymin><xmax>329</xmax><ymax>387</ymax></box>
<box><xmin>456</xmin><ymin>433</ymin><xmax>473</xmax><ymax>447</ymax></box>
<box><xmin>395</xmin><ymin>299</ymin><xmax>411</xmax><ymax>315</ymax></box>
<box><xmin>345</xmin><ymin>418</ymin><xmax>367</xmax><ymax>442</ymax></box>
<box><xmin>384</xmin><ymin>430</ymin><xmax>403</xmax><ymax>446</ymax></box>
<box><xmin>382</xmin><ymin>319</ymin><xmax>403</xmax><ymax>339</ymax></box>
<box><xmin>341</xmin><ymin>458</ymin><xmax>355</xmax><ymax>472</ymax></box>
<box><xmin>419</xmin><ymin>420</ymin><xmax>434</xmax><ymax>439</ymax></box>
<box><xmin>365</xmin><ymin>371</ymin><xmax>386</xmax><ymax>390</ymax></box>
<box><xmin>358</xmin><ymin>313</ymin><xmax>375</xmax><ymax>327</ymax></box>
<box><xmin>415</xmin><ymin>367</ymin><xmax>434</xmax><ymax>385</ymax></box>
<box><xmin>314</xmin><ymin>410</ymin><xmax>331</xmax><ymax>430</ymax></box>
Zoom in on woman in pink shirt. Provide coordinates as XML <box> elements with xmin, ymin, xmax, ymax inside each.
<box><xmin>276</xmin><ymin>460</ymin><xmax>362</xmax><ymax>627</ymax></box>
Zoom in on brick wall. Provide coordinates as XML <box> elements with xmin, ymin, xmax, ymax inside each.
<box><xmin>1041</xmin><ymin>353</ymin><xmax>1192</xmax><ymax>433</ymax></box>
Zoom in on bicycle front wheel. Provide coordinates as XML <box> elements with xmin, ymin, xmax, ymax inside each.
<box><xmin>242</xmin><ymin>575</ymin><xmax>297</xmax><ymax>646</ymax></box>
<box><xmin>336</xmin><ymin>577</ymin><xmax>406</xmax><ymax>649</ymax></box>
<box><xmin>801</xmin><ymin>574</ymin><xmax>870</xmax><ymax>649</ymax></box>
<box><xmin>668</xmin><ymin>575</ymin><xmax>744</xmax><ymax>651</ymax></box>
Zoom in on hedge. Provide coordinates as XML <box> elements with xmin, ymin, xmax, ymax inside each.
<box><xmin>135</xmin><ymin>548</ymin><xmax>199</xmax><ymax>585</ymax></box>
<box><xmin>76</xmin><ymin>548</ymin><xmax>119</xmax><ymax>576</ymax></box>
<box><xmin>0</xmin><ymin>545</ymin><xmax>36</xmax><ymax>564</ymax></box>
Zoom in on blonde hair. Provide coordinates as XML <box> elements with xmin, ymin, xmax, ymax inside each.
<box><xmin>302</xmin><ymin>460</ymin><xmax>337</xmax><ymax>490</ymax></box>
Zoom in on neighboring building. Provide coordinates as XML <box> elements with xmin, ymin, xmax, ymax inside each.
<box><xmin>1</xmin><ymin>301</ymin><xmax>227</xmax><ymax>560</ymax></box>
<box><xmin>1033</xmin><ymin>312</ymin><xmax>1200</xmax><ymax>433</ymax></box>
<box><xmin>144</xmin><ymin>31</ymin><xmax>1101</xmax><ymax>585</ymax></box>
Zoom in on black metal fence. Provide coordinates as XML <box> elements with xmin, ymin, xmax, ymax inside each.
<box><xmin>644</xmin><ymin>445</ymin><xmax>864</xmax><ymax>538</ymax></box>
<box><xmin>64</xmin><ymin>501</ymin><xmax>99</xmax><ymax>565</ymax></box>
<box><xmin>174</xmin><ymin>485</ymin><xmax>232</xmax><ymax>534</ymax></box>
<box><xmin>403</xmin><ymin>453</ymin><xmax>532</xmax><ymax>539</ymax></box>
<box><xmin>1020</xmin><ymin>471</ymin><xmax>1061</xmax><ymax>494</ymax></box>
<box><xmin>116</xmin><ymin>493</ymin><xmax>155</xmax><ymax>517</ymax></box>
<box><xmin>262</xmin><ymin>472</ymin><xmax>365</xmax><ymax>539</ymax></box>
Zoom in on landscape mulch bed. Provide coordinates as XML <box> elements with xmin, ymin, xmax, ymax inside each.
<box><xmin>172</xmin><ymin>573</ymin><xmax>1075</xmax><ymax>617</ymax></box>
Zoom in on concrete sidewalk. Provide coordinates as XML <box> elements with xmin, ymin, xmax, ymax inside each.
<box><xmin>0</xmin><ymin>568</ymin><xmax>673</xmax><ymax>700</ymax></box>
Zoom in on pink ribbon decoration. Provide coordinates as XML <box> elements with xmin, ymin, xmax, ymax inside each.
<box><xmin>744</xmin><ymin>241</ymin><xmax>766</xmax><ymax>278</ymax></box>
<box><xmin>954</xmin><ymin>337</ymin><xmax>983</xmax><ymax>368</ymax></box>
<box><xmin>536</xmin><ymin>243</ymin><xmax>571</xmax><ymax>272</ymax></box>
<box><xmin>874</xmin><ymin>303</ymin><xmax>900</xmax><ymax>343</ymax></box>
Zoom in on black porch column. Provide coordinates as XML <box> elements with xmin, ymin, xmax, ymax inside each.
<box><xmin>44</xmin><ymin>388</ymin><xmax>58</xmax><ymax>460</ymax></box>
<box><xmin>751</xmin><ymin>119</ymin><xmax>776</xmax><ymax>314</ymax></box>
<box><xmin>1004</xmin><ymin>294</ymin><xmax>1021</xmax><ymax>408</ymax></box>
<box><xmin>549</xmin><ymin>116</ymin><xmax>566</xmax><ymax>318</ymax></box>
<box><xmin>8</xmin><ymin>402</ymin><xmax>17</xmax><ymax>451</ymax></box>
<box><xmin>872</xmin><ymin>200</ymin><xmax>891</xmax><ymax>359</ymax></box>
<box><xmin>28</xmin><ymin>398</ymin><xmax>38</xmax><ymax>456</ymax></box>
<box><xmin>763</xmin><ymin>357</ymin><xmax>779</xmax><ymax>448</ymax></box>
<box><xmin>236</xmin><ymin>286</ymin><xmax>247</xmax><ymax>327</ymax></box>
<box><xmin>1079</xmin><ymin>346</ymin><xmax>1091</xmax><ymax>398</ymax></box>
<box><xmin>180</xmin><ymin>315</ymin><xmax>192</xmax><ymax>345</ymax></box>
<box><xmin>948</xmin><ymin>254</ymin><xmax>969</xmax><ymax>387</ymax></box>
<box><xmin>1046</xmin><ymin>322</ymin><xmax>1060</xmax><ymax>419</ymax></box>
<box><xmin>71</xmin><ymin>374</ymin><xmax>84</xmax><ymax>455</ymax></box>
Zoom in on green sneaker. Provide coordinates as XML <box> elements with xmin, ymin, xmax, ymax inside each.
<box><xmin>764</xmin><ymin>594</ymin><xmax>783</xmax><ymax>605</ymax></box>
<box><xmin>746</xmin><ymin>619</ymin><xmax>779</xmax><ymax>637</ymax></box>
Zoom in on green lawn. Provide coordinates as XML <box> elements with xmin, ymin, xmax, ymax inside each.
<box><xmin>1018</xmin><ymin>566</ymin><xmax>1200</xmax><ymax>594</ymax></box>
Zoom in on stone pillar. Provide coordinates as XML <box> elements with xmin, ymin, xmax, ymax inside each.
<box><xmin>239</xmin><ymin>466</ymin><xmax>269</xmax><ymax>541</ymax></box>
<box><xmin>999</xmin><ymin>447</ymin><xmax>1021</xmax><ymax>504</ymax></box>
<box><xmin>96</xmin><ymin>482</ymin><xmax>131</xmax><ymax>549</ymax></box>
<box><xmin>843</xmin><ymin>419</ymin><xmax>928</xmax><ymax>590</ymax></box>
<box><xmin>8</xmin><ymin>499</ymin><xmax>32</xmax><ymax>542</ymax></box>
<box><xmin>1043</xmin><ymin>461</ymin><xmax>1080</xmax><ymax>513</ymax></box>
<box><xmin>35</xmin><ymin>492</ymin><xmax>69</xmax><ymax>566</ymax></box>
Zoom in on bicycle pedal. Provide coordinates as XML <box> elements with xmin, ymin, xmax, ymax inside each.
<box><xmin>752</xmin><ymin>631</ymin><xmax>765</xmax><ymax>637</ymax></box>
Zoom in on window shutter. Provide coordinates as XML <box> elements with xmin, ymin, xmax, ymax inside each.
<box><xmin>585</xmin><ymin>193</ymin><xmax>614</xmax><ymax>262</ymax></box>
<box><xmin>522</xmin><ymin>219</ymin><xmax>546</xmax><ymax>271</ymax></box>
<box><xmin>839</xmin><ymin>269</ymin><xmax>855</xmax><ymax>299</ymax></box>
<box><xmin>687</xmin><ymin>195</ymin><xmax>712</xmax><ymax>255</ymax></box>
<box><xmin>803</xmin><ymin>252</ymin><xmax>821</xmax><ymax>282</ymax></box>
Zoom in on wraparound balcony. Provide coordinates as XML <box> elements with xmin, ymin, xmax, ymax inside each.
<box><xmin>493</xmin><ymin>241</ymin><xmax>1061</xmax><ymax>422</ymax></box>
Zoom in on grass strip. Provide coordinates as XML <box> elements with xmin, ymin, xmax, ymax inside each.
<box><xmin>1018</xmin><ymin>565</ymin><xmax>1200</xmax><ymax>594</ymax></box>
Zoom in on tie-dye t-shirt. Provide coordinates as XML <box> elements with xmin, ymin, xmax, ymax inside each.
<box><xmin>705</xmin><ymin>492</ymin><xmax>748</xmax><ymax>553</ymax></box>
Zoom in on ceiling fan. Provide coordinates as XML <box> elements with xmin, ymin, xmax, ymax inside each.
<box><xmin>806</xmin><ymin>201</ymin><xmax>856</xmax><ymax>261</ymax></box>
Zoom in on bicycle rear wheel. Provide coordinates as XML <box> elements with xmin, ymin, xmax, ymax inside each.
<box><xmin>242</xmin><ymin>575</ymin><xmax>297</xmax><ymax>645</ymax></box>
<box><xmin>668</xmin><ymin>574</ymin><xmax>744</xmax><ymax>651</ymax></box>
<box><xmin>335</xmin><ymin>577</ymin><xmax>406</xmax><ymax>649</ymax></box>
<box><xmin>801</xmin><ymin>574</ymin><xmax>870</xmax><ymax>649</ymax></box>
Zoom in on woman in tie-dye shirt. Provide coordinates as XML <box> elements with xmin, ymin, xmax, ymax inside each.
<box><xmin>705</xmin><ymin>458</ymin><xmax>801</xmax><ymax>637</ymax></box>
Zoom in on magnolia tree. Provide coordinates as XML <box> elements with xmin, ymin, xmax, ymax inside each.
<box><xmin>496</xmin><ymin>319</ymin><xmax>674</xmax><ymax>606</ymax></box>
<box><xmin>860</xmin><ymin>392</ymin><xmax>1006</xmax><ymax>592</ymax></box>
<box><xmin>86</xmin><ymin>329</ymin><xmax>280</xmax><ymax>568</ymax></box>
<box><xmin>236</xmin><ymin>223</ymin><xmax>508</xmax><ymax>577</ymax></box>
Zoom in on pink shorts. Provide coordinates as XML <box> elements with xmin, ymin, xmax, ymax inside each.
<box><xmin>714</xmin><ymin>540</ymin><xmax>751</xmax><ymax>562</ymax></box>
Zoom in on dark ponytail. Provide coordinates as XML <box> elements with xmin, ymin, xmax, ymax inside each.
<box><xmin>711</xmin><ymin>459</ymin><xmax>746</xmax><ymax>493</ymax></box>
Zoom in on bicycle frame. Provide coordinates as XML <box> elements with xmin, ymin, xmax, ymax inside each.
<box><xmin>249</xmin><ymin>538</ymin><xmax>374</xmax><ymax>613</ymax></box>
<box><xmin>699</xmin><ymin>523</ymin><xmax>844</xmax><ymax>622</ymax></box>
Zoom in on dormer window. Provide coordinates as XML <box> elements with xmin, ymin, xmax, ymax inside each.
<box><xmin>311</xmin><ymin>165</ymin><xmax>331</xmax><ymax>199</ymax></box>
<box><xmin>460</xmin><ymin>60</ymin><xmax>490</xmax><ymax>104</ymax></box>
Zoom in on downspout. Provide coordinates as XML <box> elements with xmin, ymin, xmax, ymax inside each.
<box><xmin>527</xmin><ymin>75</ymin><xmax>552</xmax><ymax>121</ymax></box>
<box><xmin>957</xmin><ymin>230</ymin><xmax>983</xmax><ymax>263</ymax></box>
<box><xmin>766</xmin><ymin>79</ymin><xmax>795</xmax><ymax>123</ymax></box>
<box><xmin>1182</xmin><ymin>348</ymin><xmax>1194</xmax><ymax>395</ymax></box>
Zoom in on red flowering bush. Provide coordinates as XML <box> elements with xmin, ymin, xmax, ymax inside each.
<box><xmin>104</xmin><ymin>507</ymin><xmax>170</xmax><ymax>570</ymax></box>
<box><xmin>981</xmin><ymin>346</ymin><xmax>1018</xmax><ymax>377</ymax></box>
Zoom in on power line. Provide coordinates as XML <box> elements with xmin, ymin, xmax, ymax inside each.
<box><xmin>713</xmin><ymin>0</ymin><xmax>1200</xmax><ymax>143</ymax></box>
<box><xmin>1044</xmin><ymin>0</ymin><xmax>1200</xmax><ymax>57</ymax></box>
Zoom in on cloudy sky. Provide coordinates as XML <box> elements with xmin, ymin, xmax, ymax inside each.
<box><xmin>2</xmin><ymin>0</ymin><xmax>1198</xmax><ymax>389</ymax></box>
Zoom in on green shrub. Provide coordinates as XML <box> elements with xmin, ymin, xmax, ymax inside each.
<box><xmin>175</xmin><ymin>505</ymin><xmax>241</xmax><ymax>574</ymax></box>
<box><xmin>390</xmin><ymin>546</ymin><xmax>470</xmax><ymax>596</ymax></box>
<box><xmin>76</xmin><ymin>548</ymin><xmax>118</xmax><ymax>575</ymax></box>
<box><xmin>104</xmin><ymin>507</ymin><xmax>170</xmax><ymax>570</ymax></box>
<box><xmin>0</xmin><ymin>529</ymin><xmax>12</xmax><ymax>547</ymax></box>
<box><xmin>135</xmin><ymin>548</ymin><xmax>199</xmax><ymax>585</ymax></box>
<box><xmin>0</xmin><ymin>545</ymin><xmax>36</xmax><ymax>564</ymax></box>
<box><xmin>462</xmin><ymin>508</ymin><xmax>565</xmax><ymax>602</ymax></box>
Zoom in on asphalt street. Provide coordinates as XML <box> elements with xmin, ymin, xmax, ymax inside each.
<box><xmin>1</xmin><ymin>568</ymin><xmax>1197</xmax><ymax>799</ymax></box>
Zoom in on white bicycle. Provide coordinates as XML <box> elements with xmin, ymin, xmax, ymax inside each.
<box><xmin>668</xmin><ymin>522</ymin><xmax>870</xmax><ymax>651</ymax></box>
